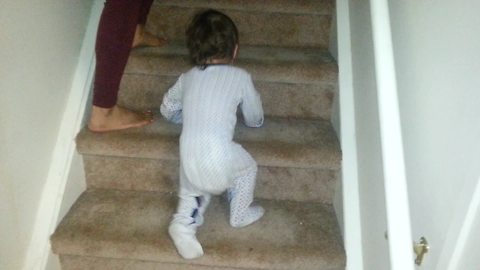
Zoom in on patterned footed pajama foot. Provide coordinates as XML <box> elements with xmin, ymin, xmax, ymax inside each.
<box><xmin>168</xmin><ymin>223</ymin><xmax>204</xmax><ymax>259</ymax></box>
<box><xmin>230</xmin><ymin>205</ymin><xmax>265</xmax><ymax>228</ymax></box>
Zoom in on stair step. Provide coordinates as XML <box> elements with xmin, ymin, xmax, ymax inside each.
<box><xmin>59</xmin><ymin>255</ymin><xmax>252</xmax><ymax>270</ymax></box>
<box><xmin>125</xmin><ymin>45</ymin><xmax>337</xmax><ymax>85</ymax></box>
<box><xmin>51</xmin><ymin>189</ymin><xmax>345</xmax><ymax>270</ymax></box>
<box><xmin>83</xmin><ymin>155</ymin><xmax>338</xmax><ymax>204</ymax></box>
<box><xmin>146</xmin><ymin>0</ymin><xmax>334</xmax><ymax>49</ymax></box>
<box><xmin>119</xmin><ymin>75</ymin><xmax>335</xmax><ymax>120</ymax></box>
<box><xmin>78</xmin><ymin>117</ymin><xmax>341</xmax><ymax>203</ymax></box>
<box><xmin>77</xmin><ymin>117</ymin><xmax>341</xmax><ymax>170</ymax></box>
<box><xmin>155</xmin><ymin>0</ymin><xmax>334</xmax><ymax>15</ymax></box>
<box><xmin>120</xmin><ymin>44</ymin><xmax>337</xmax><ymax>120</ymax></box>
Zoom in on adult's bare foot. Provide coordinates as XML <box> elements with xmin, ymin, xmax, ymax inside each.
<box><xmin>88</xmin><ymin>105</ymin><xmax>153</xmax><ymax>133</ymax></box>
<box><xmin>132</xmin><ymin>24</ymin><xmax>168</xmax><ymax>48</ymax></box>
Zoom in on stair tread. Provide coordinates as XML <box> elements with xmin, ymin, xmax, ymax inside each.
<box><xmin>51</xmin><ymin>189</ymin><xmax>345</xmax><ymax>270</ymax></box>
<box><xmin>125</xmin><ymin>43</ymin><xmax>338</xmax><ymax>85</ymax></box>
<box><xmin>77</xmin><ymin>116</ymin><xmax>341</xmax><ymax>170</ymax></box>
<box><xmin>155</xmin><ymin>0</ymin><xmax>334</xmax><ymax>16</ymax></box>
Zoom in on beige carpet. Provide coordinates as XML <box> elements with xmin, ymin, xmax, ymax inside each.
<box><xmin>51</xmin><ymin>0</ymin><xmax>345</xmax><ymax>269</ymax></box>
<box><xmin>52</xmin><ymin>190</ymin><xmax>344</xmax><ymax>270</ymax></box>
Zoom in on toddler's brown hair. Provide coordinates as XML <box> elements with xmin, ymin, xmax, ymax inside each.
<box><xmin>186</xmin><ymin>9</ymin><xmax>239</xmax><ymax>69</ymax></box>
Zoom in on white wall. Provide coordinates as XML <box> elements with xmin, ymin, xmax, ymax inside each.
<box><xmin>389</xmin><ymin>0</ymin><xmax>480</xmax><ymax>268</ymax></box>
<box><xmin>0</xmin><ymin>1</ymin><xmax>93</xmax><ymax>269</ymax></box>
<box><xmin>347</xmin><ymin>0</ymin><xmax>391</xmax><ymax>269</ymax></box>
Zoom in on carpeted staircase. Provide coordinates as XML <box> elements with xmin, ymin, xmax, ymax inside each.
<box><xmin>51</xmin><ymin>1</ymin><xmax>345</xmax><ymax>269</ymax></box>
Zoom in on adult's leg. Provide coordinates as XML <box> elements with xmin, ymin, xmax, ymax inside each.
<box><xmin>139</xmin><ymin>0</ymin><xmax>154</xmax><ymax>25</ymax></box>
<box><xmin>132</xmin><ymin>0</ymin><xmax>167</xmax><ymax>48</ymax></box>
<box><xmin>89</xmin><ymin>0</ymin><xmax>153</xmax><ymax>132</ymax></box>
<box><xmin>93</xmin><ymin>0</ymin><xmax>142</xmax><ymax>108</ymax></box>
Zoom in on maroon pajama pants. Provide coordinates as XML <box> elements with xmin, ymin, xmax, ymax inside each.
<box><xmin>93</xmin><ymin>0</ymin><xmax>154</xmax><ymax>108</ymax></box>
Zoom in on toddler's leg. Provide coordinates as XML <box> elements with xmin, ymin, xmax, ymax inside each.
<box><xmin>169</xmin><ymin>194</ymin><xmax>208</xmax><ymax>259</ymax></box>
<box><xmin>169</xmin><ymin>168</ymin><xmax>211</xmax><ymax>259</ymax></box>
<box><xmin>228</xmin><ymin>167</ymin><xmax>265</xmax><ymax>228</ymax></box>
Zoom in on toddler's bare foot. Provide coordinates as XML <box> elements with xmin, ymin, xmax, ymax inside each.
<box><xmin>132</xmin><ymin>24</ymin><xmax>168</xmax><ymax>48</ymax></box>
<box><xmin>88</xmin><ymin>105</ymin><xmax>153</xmax><ymax>133</ymax></box>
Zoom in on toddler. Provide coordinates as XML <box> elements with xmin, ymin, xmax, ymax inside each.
<box><xmin>160</xmin><ymin>9</ymin><xmax>265</xmax><ymax>259</ymax></box>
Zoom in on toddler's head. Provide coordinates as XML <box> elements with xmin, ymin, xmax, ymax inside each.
<box><xmin>186</xmin><ymin>9</ymin><xmax>239</xmax><ymax>68</ymax></box>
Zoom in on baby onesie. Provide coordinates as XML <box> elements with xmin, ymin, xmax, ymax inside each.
<box><xmin>161</xmin><ymin>65</ymin><xmax>265</xmax><ymax>259</ymax></box>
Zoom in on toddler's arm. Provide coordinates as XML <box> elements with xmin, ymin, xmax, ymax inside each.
<box><xmin>160</xmin><ymin>75</ymin><xmax>183</xmax><ymax>124</ymax></box>
<box><xmin>241</xmin><ymin>74</ymin><xmax>264</xmax><ymax>127</ymax></box>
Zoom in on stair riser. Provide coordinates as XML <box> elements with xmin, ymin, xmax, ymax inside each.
<box><xmin>83</xmin><ymin>155</ymin><xmax>338</xmax><ymax>204</ymax></box>
<box><xmin>125</xmin><ymin>55</ymin><xmax>338</xmax><ymax>85</ymax></box>
<box><xmin>146</xmin><ymin>5</ymin><xmax>332</xmax><ymax>49</ymax></box>
<box><xmin>155</xmin><ymin>0</ymin><xmax>335</xmax><ymax>16</ymax></box>
<box><xmin>118</xmin><ymin>74</ymin><xmax>334</xmax><ymax>120</ymax></box>
<box><xmin>60</xmin><ymin>255</ymin><xmax>244</xmax><ymax>270</ymax></box>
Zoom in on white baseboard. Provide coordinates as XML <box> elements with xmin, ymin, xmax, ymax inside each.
<box><xmin>21</xmin><ymin>2</ymin><xmax>103</xmax><ymax>270</ymax></box>
<box><xmin>335</xmin><ymin>0</ymin><xmax>365</xmax><ymax>269</ymax></box>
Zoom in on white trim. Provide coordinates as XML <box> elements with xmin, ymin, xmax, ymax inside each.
<box><xmin>21</xmin><ymin>2</ymin><xmax>103</xmax><ymax>269</ymax></box>
<box><xmin>336</xmin><ymin>1</ymin><xmax>364</xmax><ymax>269</ymax></box>
<box><xmin>439</xmin><ymin>176</ymin><xmax>480</xmax><ymax>270</ymax></box>
<box><xmin>369</xmin><ymin>1</ymin><xmax>414</xmax><ymax>269</ymax></box>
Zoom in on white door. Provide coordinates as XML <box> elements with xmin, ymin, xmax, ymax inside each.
<box><xmin>386</xmin><ymin>0</ymin><xmax>480</xmax><ymax>269</ymax></box>
<box><xmin>407</xmin><ymin>176</ymin><xmax>480</xmax><ymax>270</ymax></box>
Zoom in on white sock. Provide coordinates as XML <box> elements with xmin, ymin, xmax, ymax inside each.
<box><xmin>168</xmin><ymin>222</ymin><xmax>204</xmax><ymax>259</ymax></box>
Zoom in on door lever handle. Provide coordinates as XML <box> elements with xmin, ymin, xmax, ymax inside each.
<box><xmin>413</xmin><ymin>237</ymin><xmax>429</xmax><ymax>266</ymax></box>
